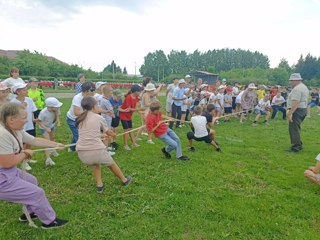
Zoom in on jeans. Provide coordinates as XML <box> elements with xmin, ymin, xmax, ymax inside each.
<box><xmin>66</xmin><ymin>117</ymin><xmax>78</xmax><ymax>151</ymax></box>
<box><xmin>158</xmin><ymin>129</ymin><xmax>182</xmax><ymax>158</ymax></box>
<box><xmin>289</xmin><ymin>108</ymin><xmax>307</xmax><ymax>151</ymax></box>
<box><xmin>169</xmin><ymin>103</ymin><xmax>181</xmax><ymax>129</ymax></box>
<box><xmin>271</xmin><ymin>105</ymin><xmax>286</xmax><ymax>119</ymax></box>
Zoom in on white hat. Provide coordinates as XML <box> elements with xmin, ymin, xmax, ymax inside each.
<box><xmin>218</xmin><ymin>85</ymin><xmax>226</xmax><ymax>90</ymax></box>
<box><xmin>11</xmin><ymin>83</ymin><xmax>28</xmax><ymax>93</ymax></box>
<box><xmin>95</xmin><ymin>81</ymin><xmax>107</xmax><ymax>89</ymax></box>
<box><xmin>248</xmin><ymin>83</ymin><xmax>257</xmax><ymax>89</ymax></box>
<box><xmin>179</xmin><ymin>79</ymin><xmax>186</xmax><ymax>84</ymax></box>
<box><xmin>45</xmin><ymin>97</ymin><xmax>63</xmax><ymax>108</ymax></box>
<box><xmin>145</xmin><ymin>83</ymin><xmax>156</xmax><ymax>91</ymax></box>
<box><xmin>222</xmin><ymin>78</ymin><xmax>227</xmax><ymax>82</ymax></box>
<box><xmin>289</xmin><ymin>73</ymin><xmax>303</xmax><ymax>81</ymax></box>
<box><xmin>185</xmin><ymin>74</ymin><xmax>191</xmax><ymax>78</ymax></box>
<box><xmin>0</xmin><ymin>82</ymin><xmax>9</xmax><ymax>91</ymax></box>
<box><xmin>200</xmin><ymin>84</ymin><xmax>208</xmax><ymax>89</ymax></box>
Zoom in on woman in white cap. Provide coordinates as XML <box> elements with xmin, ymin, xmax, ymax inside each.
<box><xmin>0</xmin><ymin>82</ymin><xmax>10</xmax><ymax>106</ymax></box>
<box><xmin>36</xmin><ymin>97</ymin><xmax>63</xmax><ymax>166</ymax></box>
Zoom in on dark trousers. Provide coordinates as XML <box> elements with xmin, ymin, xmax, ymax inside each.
<box><xmin>271</xmin><ymin>106</ymin><xmax>286</xmax><ymax>119</ymax></box>
<box><xmin>169</xmin><ymin>103</ymin><xmax>181</xmax><ymax>129</ymax></box>
<box><xmin>289</xmin><ymin>108</ymin><xmax>307</xmax><ymax>151</ymax></box>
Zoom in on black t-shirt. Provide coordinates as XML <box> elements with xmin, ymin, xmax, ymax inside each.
<box><xmin>311</xmin><ymin>92</ymin><xmax>319</xmax><ymax>104</ymax></box>
<box><xmin>202</xmin><ymin>111</ymin><xmax>213</xmax><ymax>124</ymax></box>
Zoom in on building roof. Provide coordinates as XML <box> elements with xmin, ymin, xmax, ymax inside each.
<box><xmin>190</xmin><ymin>70</ymin><xmax>219</xmax><ymax>76</ymax></box>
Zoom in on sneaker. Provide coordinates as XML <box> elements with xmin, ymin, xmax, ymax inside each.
<box><xmin>25</xmin><ymin>163</ymin><xmax>32</xmax><ymax>171</ymax></box>
<box><xmin>108</xmin><ymin>151</ymin><xmax>116</xmax><ymax>156</ymax></box>
<box><xmin>19</xmin><ymin>213</ymin><xmax>38</xmax><ymax>222</ymax></box>
<box><xmin>28</xmin><ymin>159</ymin><xmax>37</xmax><ymax>164</ymax></box>
<box><xmin>50</xmin><ymin>150</ymin><xmax>59</xmax><ymax>157</ymax></box>
<box><xmin>189</xmin><ymin>147</ymin><xmax>195</xmax><ymax>152</ymax></box>
<box><xmin>96</xmin><ymin>184</ymin><xmax>104</xmax><ymax>193</ymax></box>
<box><xmin>123</xmin><ymin>176</ymin><xmax>132</xmax><ymax>186</ymax></box>
<box><xmin>177</xmin><ymin>156</ymin><xmax>190</xmax><ymax>161</ymax></box>
<box><xmin>216</xmin><ymin>147</ymin><xmax>222</xmax><ymax>152</ymax></box>
<box><xmin>141</xmin><ymin>132</ymin><xmax>148</xmax><ymax>136</ymax></box>
<box><xmin>107</xmin><ymin>146</ymin><xmax>115</xmax><ymax>151</ymax></box>
<box><xmin>45</xmin><ymin>157</ymin><xmax>56</xmax><ymax>166</ymax></box>
<box><xmin>147</xmin><ymin>140</ymin><xmax>155</xmax><ymax>144</ymax></box>
<box><xmin>252</xmin><ymin>121</ymin><xmax>258</xmax><ymax>126</ymax></box>
<box><xmin>263</xmin><ymin>120</ymin><xmax>269</xmax><ymax>125</ymax></box>
<box><xmin>111</xmin><ymin>142</ymin><xmax>119</xmax><ymax>150</ymax></box>
<box><xmin>178</xmin><ymin>125</ymin><xmax>183</xmax><ymax>128</ymax></box>
<box><xmin>41</xmin><ymin>218</ymin><xmax>68</xmax><ymax>229</ymax></box>
<box><xmin>161</xmin><ymin>147</ymin><xmax>171</xmax><ymax>159</ymax></box>
<box><xmin>215</xmin><ymin>120</ymin><xmax>220</xmax><ymax>125</ymax></box>
<box><xmin>123</xmin><ymin>145</ymin><xmax>131</xmax><ymax>151</ymax></box>
<box><xmin>132</xmin><ymin>143</ymin><xmax>140</xmax><ymax>147</ymax></box>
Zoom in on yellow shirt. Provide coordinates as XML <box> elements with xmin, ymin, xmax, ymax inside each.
<box><xmin>257</xmin><ymin>89</ymin><xmax>265</xmax><ymax>100</ymax></box>
<box><xmin>28</xmin><ymin>88</ymin><xmax>45</xmax><ymax>110</ymax></box>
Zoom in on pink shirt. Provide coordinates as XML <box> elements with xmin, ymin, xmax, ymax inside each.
<box><xmin>76</xmin><ymin>111</ymin><xmax>108</xmax><ymax>151</ymax></box>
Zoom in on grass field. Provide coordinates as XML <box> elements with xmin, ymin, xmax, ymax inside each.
<box><xmin>1</xmin><ymin>97</ymin><xmax>320</xmax><ymax>239</ymax></box>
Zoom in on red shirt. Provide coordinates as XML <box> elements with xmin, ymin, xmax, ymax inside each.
<box><xmin>146</xmin><ymin>112</ymin><xmax>168</xmax><ymax>138</ymax></box>
<box><xmin>119</xmin><ymin>94</ymin><xmax>139</xmax><ymax>121</ymax></box>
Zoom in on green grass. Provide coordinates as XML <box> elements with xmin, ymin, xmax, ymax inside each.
<box><xmin>1</xmin><ymin>97</ymin><xmax>320</xmax><ymax>239</ymax></box>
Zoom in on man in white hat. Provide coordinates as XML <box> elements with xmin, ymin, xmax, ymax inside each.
<box><xmin>170</xmin><ymin>79</ymin><xmax>187</xmax><ymax>129</ymax></box>
<box><xmin>286</xmin><ymin>73</ymin><xmax>309</xmax><ymax>152</ymax></box>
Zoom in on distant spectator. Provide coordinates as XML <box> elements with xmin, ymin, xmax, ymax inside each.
<box><xmin>28</xmin><ymin>77</ymin><xmax>45</xmax><ymax>122</ymax></box>
<box><xmin>75</xmin><ymin>74</ymin><xmax>86</xmax><ymax>94</ymax></box>
<box><xmin>3</xmin><ymin>67</ymin><xmax>25</xmax><ymax>89</ymax></box>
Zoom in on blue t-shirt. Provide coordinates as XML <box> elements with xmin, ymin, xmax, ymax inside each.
<box><xmin>109</xmin><ymin>98</ymin><xmax>123</xmax><ymax>117</ymax></box>
<box><xmin>172</xmin><ymin>87</ymin><xmax>185</xmax><ymax>106</ymax></box>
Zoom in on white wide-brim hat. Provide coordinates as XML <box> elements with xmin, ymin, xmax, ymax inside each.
<box><xmin>289</xmin><ymin>73</ymin><xmax>303</xmax><ymax>81</ymax></box>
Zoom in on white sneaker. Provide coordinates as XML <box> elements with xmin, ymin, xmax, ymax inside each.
<box><xmin>147</xmin><ymin>140</ymin><xmax>155</xmax><ymax>144</ymax></box>
<box><xmin>107</xmin><ymin>147</ymin><xmax>115</xmax><ymax>151</ymax></box>
<box><xmin>141</xmin><ymin>132</ymin><xmax>148</xmax><ymax>136</ymax></box>
<box><xmin>132</xmin><ymin>143</ymin><xmax>140</xmax><ymax>147</ymax></box>
<box><xmin>108</xmin><ymin>151</ymin><xmax>116</xmax><ymax>156</ymax></box>
<box><xmin>28</xmin><ymin>159</ymin><xmax>37</xmax><ymax>164</ymax></box>
<box><xmin>124</xmin><ymin>145</ymin><xmax>131</xmax><ymax>151</ymax></box>
<box><xmin>25</xmin><ymin>163</ymin><xmax>32</xmax><ymax>171</ymax></box>
<box><xmin>135</xmin><ymin>137</ymin><xmax>142</xmax><ymax>141</ymax></box>
<box><xmin>50</xmin><ymin>150</ymin><xmax>59</xmax><ymax>157</ymax></box>
<box><xmin>45</xmin><ymin>157</ymin><xmax>56</xmax><ymax>166</ymax></box>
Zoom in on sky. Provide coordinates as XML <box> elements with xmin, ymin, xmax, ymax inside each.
<box><xmin>1</xmin><ymin>0</ymin><xmax>320</xmax><ymax>74</ymax></box>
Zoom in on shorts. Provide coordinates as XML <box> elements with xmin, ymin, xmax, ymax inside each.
<box><xmin>255</xmin><ymin>109</ymin><xmax>267</xmax><ymax>115</ymax></box>
<box><xmin>121</xmin><ymin>120</ymin><xmax>133</xmax><ymax>129</ymax></box>
<box><xmin>181</xmin><ymin>111</ymin><xmax>186</xmax><ymax>114</ymax></box>
<box><xmin>308</xmin><ymin>102</ymin><xmax>317</xmax><ymax>107</ymax></box>
<box><xmin>40</xmin><ymin>126</ymin><xmax>56</xmax><ymax>135</ymax></box>
<box><xmin>243</xmin><ymin>109</ymin><xmax>252</xmax><ymax>114</ymax></box>
<box><xmin>187</xmin><ymin>131</ymin><xmax>212</xmax><ymax>143</ymax></box>
<box><xmin>224</xmin><ymin>107</ymin><xmax>232</xmax><ymax>114</ymax></box>
<box><xmin>77</xmin><ymin>149</ymin><xmax>114</xmax><ymax>166</ymax></box>
<box><xmin>26</xmin><ymin>129</ymin><xmax>36</xmax><ymax>137</ymax></box>
<box><xmin>111</xmin><ymin>117</ymin><xmax>120</xmax><ymax>128</ymax></box>
<box><xmin>166</xmin><ymin>101</ymin><xmax>172</xmax><ymax>113</ymax></box>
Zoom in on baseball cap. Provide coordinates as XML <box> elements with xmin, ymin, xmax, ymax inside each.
<box><xmin>185</xmin><ymin>75</ymin><xmax>191</xmax><ymax>78</ymax></box>
<box><xmin>131</xmin><ymin>85</ymin><xmax>144</xmax><ymax>93</ymax></box>
<box><xmin>45</xmin><ymin>97</ymin><xmax>63</xmax><ymax>108</ymax></box>
<box><xmin>179</xmin><ymin>79</ymin><xmax>186</xmax><ymax>84</ymax></box>
<box><xmin>11</xmin><ymin>83</ymin><xmax>28</xmax><ymax>94</ymax></box>
<box><xmin>95</xmin><ymin>81</ymin><xmax>107</xmax><ymax>89</ymax></box>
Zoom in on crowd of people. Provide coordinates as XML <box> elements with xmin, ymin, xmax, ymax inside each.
<box><xmin>0</xmin><ymin>67</ymin><xmax>320</xmax><ymax>230</ymax></box>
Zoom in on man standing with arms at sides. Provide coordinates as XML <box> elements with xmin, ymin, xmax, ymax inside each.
<box><xmin>169</xmin><ymin>79</ymin><xmax>187</xmax><ymax>129</ymax></box>
<box><xmin>286</xmin><ymin>73</ymin><xmax>309</xmax><ymax>152</ymax></box>
<box><xmin>75</xmin><ymin>74</ymin><xmax>86</xmax><ymax>94</ymax></box>
<box><xmin>166</xmin><ymin>78</ymin><xmax>179</xmax><ymax>116</ymax></box>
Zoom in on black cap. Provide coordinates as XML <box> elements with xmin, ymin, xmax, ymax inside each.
<box><xmin>131</xmin><ymin>85</ymin><xmax>143</xmax><ymax>93</ymax></box>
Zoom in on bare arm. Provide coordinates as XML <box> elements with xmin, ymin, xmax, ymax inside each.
<box><xmin>0</xmin><ymin>151</ymin><xmax>31</xmax><ymax>168</ymax></box>
<box><xmin>73</xmin><ymin>106</ymin><xmax>82</xmax><ymax>117</ymax></box>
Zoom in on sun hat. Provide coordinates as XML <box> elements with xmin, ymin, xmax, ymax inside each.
<box><xmin>113</xmin><ymin>89</ymin><xmax>123</xmax><ymax>98</ymax></box>
<box><xmin>131</xmin><ymin>84</ymin><xmax>144</xmax><ymax>93</ymax></box>
<box><xmin>95</xmin><ymin>81</ymin><xmax>107</xmax><ymax>89</ymax></box>
<box><xmin>0</xmin><ymin>82</ymin><xmax>9</xmax><ymax>91</ymax></box>
<box><xmin>179</xmin><ymin>79</ymin><xmax>186</xmax><ymax>84</ymax></box>
<box><xmin>248</xmin><ymin>83</ymin><xmax>257</xmax><ymax>89</ymax></box>
<box><xmin>144</xmin><ymin>83</ymin><xmax>156</xmax><ymax>91</ymax></box>
<box><xmin>289</xmin><ymin>73</ymin><xmax>303</xmax><ymax>81</ymax></box>
<box><xmin>45</xmin><ymin>97</ymin><xmax>63</xmax><ymax>108</ymax></box>
<box><xmin>11</xmin><ymin>83</ymin><xmax>28</xmax><ymax>94</ymax></box>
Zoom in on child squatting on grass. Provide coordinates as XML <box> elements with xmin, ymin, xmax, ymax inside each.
<box><xmin>146</xmin><ymin>101</ymin><xmax>189</xmax><ymax>161</ymax></box>
<box><xmin>75</xmin><ymin>97</ymin><xmax>132</xmax><ymax>193</ymax></box>
<box><xmin>304</xmin><ymin>153</ymin><xmax>320</xmax><ymax>186</ymax></box>
<box><xmin>187</xmin><ymin>106</ymin><xmax>221</xmax><ymax>152</ymax></box>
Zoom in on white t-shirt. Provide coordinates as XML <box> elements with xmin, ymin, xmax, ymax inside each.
<box><xmin>38</xmin><ymin>107</ymin><xmax>60</xmax><ymax>129</ymax></box>
<box><xmin>255</xmin><ymin>98</ymin><xmax>271</xmax><ymax>111</ymax></box>
<box><xmin>0</xmin><ymin>124</ymin><xmax>34</xmax><ymax>168</ymax></box>
<box><xmin>94</xmin><ymin>93</ymin><xmax>103</xmax><ymax>106</ymax></box>
<box><xmin>186</xmin><ymin>97</ymin><xmax>195</xmax><ymax>110</ymax></box>
<box><xmin>232</xmin><ymin>86</ymin><xmax>239</xmax><ymax>96</ymax></box>
<box><xmin>199</xmin><ymin>98</ymin><xmax>207</xmax><ymax>107</ymax></box>
<box><xmin>66</xmin><ymin>93</ymin><xmax>83</xmax><ymax>121</ymax></box>
<box><xmin>166</xmin><ymin>83</ymin><xmax>176</xmax><ymax>103</ymax></box>
<box><xmin>181</xmin><ymin>95</ymin><xmax>188</xmax><ymax>112</ymax></box>
<box><xmin>272</xmin><ymin>96</ymin><xmax>285</xmax><ymax>105</ymax></box>
<box><xmin>209</xmin><ymin>93</ymin><xmax>216</xmax><ymax>103</ymax></box>
<box><xmin>100</xmin><ymin>97</ymin><xmax>113</xmax><ymax>127</ymax></box>
<box><xmin>3</xmin><ymin>77</ymin><xmax>25</xmax><ymax>88</ymax></box>
<box><xmin>11</xmin><ymin>97</ymin><xmax>37</xmax><ymax>131</ymax></box>
<box><xmin>215</xmin><ymin>93</ymin><xmax>224</xmax><ymax>108</ymax></box>
<box><xmin>191</xmin><ymin>115</ymin><xmax>208</xmax><ymax>138</ymax></box>
<box><xmin>236</xmin><ymin>91</ymin><xmax>244</xmax><ymax>104</ymax></box>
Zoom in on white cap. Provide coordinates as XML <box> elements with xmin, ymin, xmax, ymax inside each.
<box><xmin>200</xmin><ymin>84</ymin><xmax>208</xmax><ymax>89</ymax></box>
<box><xmin>144</xmin><ymin>83</ymin><xmax>156</xmax><ymax>91</ymax></box>
<box><xmin>222</xmin><ymin>78</ymin><xmax>227</xmax><ymax>82</ymax></box>
<box><xmin>95</xmin><ymin>81</ymin><xmax>107</xmax><ymax>89</ymax></box>
<box><xmin>45</xmin><ymin>97</ymin><xmax>63</xmax><ymax>108</ymax></box>
<box><xmin>248</xmin><ymin>83</ymin><xmax>257</xmax><ymax>89</ymax></box>
<box><xmin>11</xmin><ymin>83</ymin><xmax>28</xmax><ymax>93</ymax></box>
<box><xmin>185</xmin><ymin>74</ymin><xmax>191</xmax><ymax>78</ymax></box>
<box><xmin>218</xmin><ymin>85</ymin><xmax>226</xmax><ymax>90</ymax></box>
<box><xmin>179</xmin><ymin>79</ymin><xmax>186</xmax><ymax>84</ymax></box>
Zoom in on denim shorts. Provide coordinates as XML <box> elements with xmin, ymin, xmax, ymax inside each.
<box><xmin>40</xmin><ymin>126</ymin><xmax>56</xmax><ymax>135</ymax></box>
